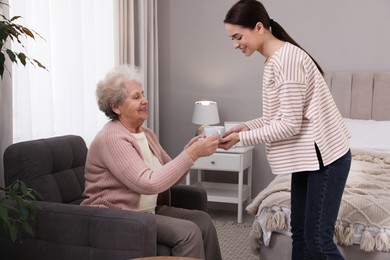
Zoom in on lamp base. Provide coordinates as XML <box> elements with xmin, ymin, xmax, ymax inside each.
<box><xmin>195</xmin><ymin>124</ymin><xmax>209</xmax><ymax>136</ymax></box>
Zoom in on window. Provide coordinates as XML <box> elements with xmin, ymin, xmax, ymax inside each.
<box><xmin>10</xmin><ymin>0</ymin><xmax>115</xmax><ymax>145</ymax></box>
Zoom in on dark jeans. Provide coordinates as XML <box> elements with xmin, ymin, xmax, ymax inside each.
<box><xmin>291</xmin><ymin>147</ymin><xmax>351</xmax><ymax>260</ymax></box>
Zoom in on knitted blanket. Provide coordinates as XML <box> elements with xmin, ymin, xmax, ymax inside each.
<box><xmin>246</xmin><ymin>148</ymin><xmax>390</xmax><ymax>255</ymax></box>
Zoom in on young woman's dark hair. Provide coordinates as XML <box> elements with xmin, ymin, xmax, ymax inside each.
<box><xmin>224</xmin><ymin>0</ymin><xmax>324</xmax><ymax>75</ymax></box>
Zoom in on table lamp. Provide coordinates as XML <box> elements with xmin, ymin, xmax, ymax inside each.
<box><xmin>192</xmin><ymin>100</ymin><xmax>220</xmax><ymax>135</ymax></box>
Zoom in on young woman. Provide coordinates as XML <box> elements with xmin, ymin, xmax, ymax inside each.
<box><xmin>220</xmin><ymin>1</ymin><xmax>351</xmax><ymax>259</ymax></box>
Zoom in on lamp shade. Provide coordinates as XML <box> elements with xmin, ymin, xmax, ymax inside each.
<box><xmin>192</xmin><ymin>101</ymin><xmax>220</xmax><ymax>125</ymax></box>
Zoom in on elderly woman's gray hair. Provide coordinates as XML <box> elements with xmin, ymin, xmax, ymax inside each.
<box><xmin>96</xmin><ymin>65</ymin><xmax>143</xmax><ymax>120</ymax></box>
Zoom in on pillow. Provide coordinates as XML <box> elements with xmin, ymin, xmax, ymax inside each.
<box><xmin>344</xmin><ymin>118</ymin><xmax>390</xmax><ymax>151</ymax></box>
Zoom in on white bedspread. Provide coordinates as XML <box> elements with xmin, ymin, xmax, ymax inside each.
<box><xmin>246</xmin><ymin>148</ymin><xmax>390</xmax><ymax>255</ymax></box>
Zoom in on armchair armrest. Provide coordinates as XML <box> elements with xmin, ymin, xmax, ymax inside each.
<box><xmin>1</xmin><ymin>201</ymin><xmax>157</xmax><ymax>260</ymax></box>
<box><xmin>171</xmin><ymin>184</ymin><xmax>208</xmax><ymax>212</ymax></box>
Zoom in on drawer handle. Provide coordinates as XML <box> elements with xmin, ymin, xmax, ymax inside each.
<box><xmin>211</xmin><ymin>161</ymin><xmax>215</xmax><ymax>164</ymax></box>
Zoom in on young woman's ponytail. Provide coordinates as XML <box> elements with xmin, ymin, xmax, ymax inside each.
<box><xmin>268</xmin><ymin>19</ymin><xmax>324</xmax><ymax>75</ymax></box>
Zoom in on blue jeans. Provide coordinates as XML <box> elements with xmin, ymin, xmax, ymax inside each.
<box><xmin>291</xmin><ymin>146</ymin><xmax>351</xmax><ymax>260</ymax></box>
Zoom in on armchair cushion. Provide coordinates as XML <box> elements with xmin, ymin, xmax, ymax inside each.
<box><xmin>4</xmin><ymin>135</ymin><xmax>87</xmax><ymax>204</ymax></box>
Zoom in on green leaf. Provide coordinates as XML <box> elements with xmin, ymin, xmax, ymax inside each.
<box><xmin>9</xmin><ymin>16</ymin><xmax>22</xmax><ymax>22</ymax></box>
<box><xmin>9</xmin><ymin>223</ymin><xmax>18</xmax><ymax>242</ymax></box>
<box><xmin>6</xmin><ymin>49</ymin><xmax>17</xmax><ymax>63</ymax></box>
<box><xmin>0</xmin><ymin>52</ymin><xmax>4</xmax><ymax>78</ymax></box>
<box><xmin>22</xmin><ymin>222</ymin><xmax>34</xmax><ymax>236</ymax></box>
<box><xmin>21</xmin><ymin>27</ymin><xmax>35</xmax><ymax>39</ymax></box>
<box><xmin>32</xmin><ymin>59</ymin><xmax>47</xmax><ymax>70</ymax></box>
<box><xmin>26</xmin><ymin>192</ymin><xmax>36</xmax><ymax>201</ymax></box>
<box><xmin>17</xmin><ymin>203</ymin><xmax>28</xmax><ymax>220</ymax></box>
<box><xmin>0</xmin><ymin>202</ymin><xmax>15</xmax><ymax>211</ymax></box>
<box><xmin>12</xmin><ymin>181</ymin><xmax>20</xmax><ymax>191</ymax></box>
<box><xmin>6</xmin><ymin>26</ymin><xmax>21</xmax><ymax>39</ymax></box>
<box><xmin>17</xmin><ymin>52</ymin><xmax>27</xmax><ymax>66</ymax></box>
<box><xmin>0</xmin><ymin>27</ymin><xmax>8</xmax><ymax>42</ymax></box>
<box><xmin>0</xmin><ymin>205</ymin><xmax>9</xmax><ymax>224</ymax></box>
<box><xmin>20</xmin><ymin>181</ymin><xmax>28</xmax><ymax>196</ymax></box>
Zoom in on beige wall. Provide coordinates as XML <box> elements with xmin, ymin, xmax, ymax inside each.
<box><xmin>157</xmin><ymin>0</ymin><xmax>390</xmax><ymax>197</ymax></box>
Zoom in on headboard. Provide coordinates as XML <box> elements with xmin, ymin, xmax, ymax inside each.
<box><xmin>324</xmin><ymin>72</ymin><xmax>390</xmax><ymax>121</ymax></box>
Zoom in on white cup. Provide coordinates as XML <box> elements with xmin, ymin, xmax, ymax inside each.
<box><xmin>204</xmin><ymin>126</ymin><xmax>225</xmax><ymax>138</ymax></box>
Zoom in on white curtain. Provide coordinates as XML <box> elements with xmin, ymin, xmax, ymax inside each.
<box><xmin>115</xmin><ymin>0</ymin><xmax>159</xmax><ymax>136</ymax></box>
<box><xmin>10</xmin><ymin>0</ymin><xmax>115</xmax><ymax>146</ymax></box>
<box><xmin>10</xmin><ymin>0</ymin><xmax>159</xmax><ymax>145</ymax></box>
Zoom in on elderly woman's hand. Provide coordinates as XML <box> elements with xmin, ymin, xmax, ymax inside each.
<box><xmin>184</xmin><ymin>135</ymin><xmax>204</xmax><ymax>149</ymax></box>
<box><xmin>185</xmin><ymin>135</ymin><xmax>220</xmax><ymax>161</ymax></box>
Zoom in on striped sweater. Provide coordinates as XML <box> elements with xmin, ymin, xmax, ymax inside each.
<box><xmin>240</xmin><ymin>42</ymin><xmax>350</xmax><ymax>174</ymax></box>
<box><xmin>81</xmin><ymin>120</ymin><xmax>194</xmax><ymax>211</ymax></box>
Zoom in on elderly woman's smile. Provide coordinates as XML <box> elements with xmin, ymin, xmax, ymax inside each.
<box><xmin>112</xmin><ymin>81</ymin><xmax>149</xmax><ymax>133</ymax></box>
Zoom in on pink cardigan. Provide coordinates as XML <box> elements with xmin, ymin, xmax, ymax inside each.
<box><xmin>81</xmin><ymin>120</ymin><xmax>194</xmax><ymax>211</ymax></box>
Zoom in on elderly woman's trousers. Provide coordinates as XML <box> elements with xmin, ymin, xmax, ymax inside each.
<box><xmin>153</xmin><ymin>205</ymin><xmax>222</xmax><ymax>260</ymax></box>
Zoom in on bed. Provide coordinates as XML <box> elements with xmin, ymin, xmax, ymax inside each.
<box><xmin>246</xmin><ymin>72</ymin><xmax>390</xmax><ymax>260</ymax></box>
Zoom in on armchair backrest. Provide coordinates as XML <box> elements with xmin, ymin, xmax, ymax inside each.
<box><xmin>3</xmin><ymin>135</ymin><xmax>88</xmax><ymax>204</ymax></box>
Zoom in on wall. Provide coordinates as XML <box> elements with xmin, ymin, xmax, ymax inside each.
<box><xmin>158</xmin><ymin>0</ymin><xmax>390</xmax><ymax>198</ymax></box>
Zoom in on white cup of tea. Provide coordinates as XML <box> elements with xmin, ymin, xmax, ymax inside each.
<box><xmin>204</xmin><ymin>126</ymin><xmax>225</xmax><ymax>138</ymax></box>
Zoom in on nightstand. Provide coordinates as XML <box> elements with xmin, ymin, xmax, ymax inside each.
<box><xmin>186</xmin><ymin>146</ymin><xmax>254</xmax><ymax>223</ymax></box>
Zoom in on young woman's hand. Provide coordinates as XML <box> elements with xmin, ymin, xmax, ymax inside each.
<box><xmin>218</xmin><ymin>132</ymin><xmax>240</xmax><ymax>150</ymax></box>
<box><xmin>218</xmin><ymin>123</ymin><xmax>248</xmax><ymax>150</ymax></box>
<box><xmin>223</xmin><ymin>123</ymin><xmax>248</xmax><ymax>136</ymax></box>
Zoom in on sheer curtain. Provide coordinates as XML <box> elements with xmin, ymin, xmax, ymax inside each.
<box><xmin>10</xmin><ymin>0</ymin><xmax>115</xmax><ymax>146</ymax></box>
<box><xmin>10</xmin><ymin>0</ymin><xmax>159</xmax><ymax>145</ymax></box>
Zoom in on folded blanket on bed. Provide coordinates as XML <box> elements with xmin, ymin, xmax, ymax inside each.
<box><xmin>246</xmin><ymin>148</ymin><xmax>390</xmax><ymax>255</ymax></box>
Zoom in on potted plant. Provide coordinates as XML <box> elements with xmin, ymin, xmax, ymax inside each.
<box><xmin>0</xmin><ymin>2</ymin><xmax>45</xmax><ymax>241</ymax></box>
<box><xmin>0</xmin><ymin>2</ymin><xmax>47</xmax><ymax>78</ymax></box>
<box><xmin>0</xmin><ymin>181</ymin><xmax>38</xmax><ymax>241</ymax></box>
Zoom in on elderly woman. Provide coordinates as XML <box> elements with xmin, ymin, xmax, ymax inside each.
<box><xmin>81</xmin><ymin>65</ymin><xmax>222</xmax><ymax>260</ymax></box>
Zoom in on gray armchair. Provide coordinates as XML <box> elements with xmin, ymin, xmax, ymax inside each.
<box><xmin>1</xmin><ymin>135</ymin><xmax>208</xmax><ymax>260</ymax></box>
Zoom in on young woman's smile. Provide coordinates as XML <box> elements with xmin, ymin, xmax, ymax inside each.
<box><xmin>225</xmin><ymin>23</ymin><xmax>261</xmax><ymax>57</ymax></box>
